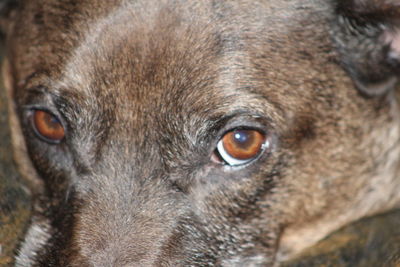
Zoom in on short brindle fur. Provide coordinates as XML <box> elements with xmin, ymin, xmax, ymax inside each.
<box><xmin>1</xmin><ymin>0</ymin><xmax>400</xmax><ymax>266</ymax></box>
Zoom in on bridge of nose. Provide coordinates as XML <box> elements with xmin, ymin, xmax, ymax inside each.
<box><xmin>72</xmin><ymin>167</ymin><xmax>189</xmax><ymax>266</ymax></box>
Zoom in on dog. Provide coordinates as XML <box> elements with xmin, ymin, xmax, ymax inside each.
<box><xmin>1</xmin><ymin>0</ymin><xmax>400</xmax><ymax>266</ymax></box>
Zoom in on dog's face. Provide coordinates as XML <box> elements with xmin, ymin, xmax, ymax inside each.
<box><xmin>2</xmin><ymin>0</ymin><xmax>400</xmax><ymax>266</ymax></box>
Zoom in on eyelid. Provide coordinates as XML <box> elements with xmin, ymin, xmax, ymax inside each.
<box><xmin>215</xmin><ymin>122</ymin><xmax>269</xmax><ymax>145</ymax></box>
<box><xmin>24</xmin><ymin>106</ymin><xmax>64</xmax><ymax>123</ymax></box>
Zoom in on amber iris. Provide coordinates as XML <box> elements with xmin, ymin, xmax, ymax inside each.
<box><xmin>32</xmin><ymin>110</ymin><xmax>65</xmax><ymax>143</ymax></box>
<box><xmin>221</xmin><ymin>129</ymin><xmax>266</xmax><ymax>160</ymax></box>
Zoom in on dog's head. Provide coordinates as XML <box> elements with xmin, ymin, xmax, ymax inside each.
<box><xmin>2</xmin><ymin>0</ymin><xmax>400</xmax><ymax>266</ymax></box>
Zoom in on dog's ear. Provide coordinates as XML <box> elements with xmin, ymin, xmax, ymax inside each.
<box><xmin>0</xmin><ymin>0</ymin><xmax>19</xmax><ymax>39</ymax></box>
<box><xmin>332</xmin><ymin>0</ymin><xmax>400</xmax><ymax>96</ymax></box>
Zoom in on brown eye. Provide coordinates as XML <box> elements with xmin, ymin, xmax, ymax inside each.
<box><xmin>215</xmin><ymin>129</ymin><xmax>268</xmax><ymax>166</ymax></box>
<box><xmin>31</xmin><ymin>110</ymin><xmax>65</xmax><ymax>143</ymax></box>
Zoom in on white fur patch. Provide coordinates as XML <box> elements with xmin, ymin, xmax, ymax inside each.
<box><xmin>15</xmin><ymin>218</ymin><xmax>52</xmax><ymax>267</ymax></box>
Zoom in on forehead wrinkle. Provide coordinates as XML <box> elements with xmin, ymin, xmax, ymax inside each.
<box><xmin>59</xmin><ymin>1</ymin><xmax>156</xmax><ymax>95</ymax></box>
<box><xmin>57</xmin><ymin>1</ymin><xmax>209</xmax><ymax>124</ymax></box>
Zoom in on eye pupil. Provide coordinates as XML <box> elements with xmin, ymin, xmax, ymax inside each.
<box><xmin>43</xmin><ymin>113</ymin><xmax>60</xmax><ymax>128</ymax></box>
<box><xmin>32</xmin><ymin>110</ymin><xmax>65</xmax><ymax>143</ymax></box>
<box><xmin>232</xmin><ymin>130</ymin><xmax>254</xmax><ymax>149</ymax></box>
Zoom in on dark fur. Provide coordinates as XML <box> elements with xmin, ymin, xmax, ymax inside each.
<box><xmin>1</xmin><ymin>0</ymin><xmax>400</xmax><ymax>266</ymax></box>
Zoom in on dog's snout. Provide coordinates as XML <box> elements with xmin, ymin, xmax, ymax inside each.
<box><xmin>72</xmin><ymin>173</ymin><xmax>187</xmax><ymax>266</ymax></box>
